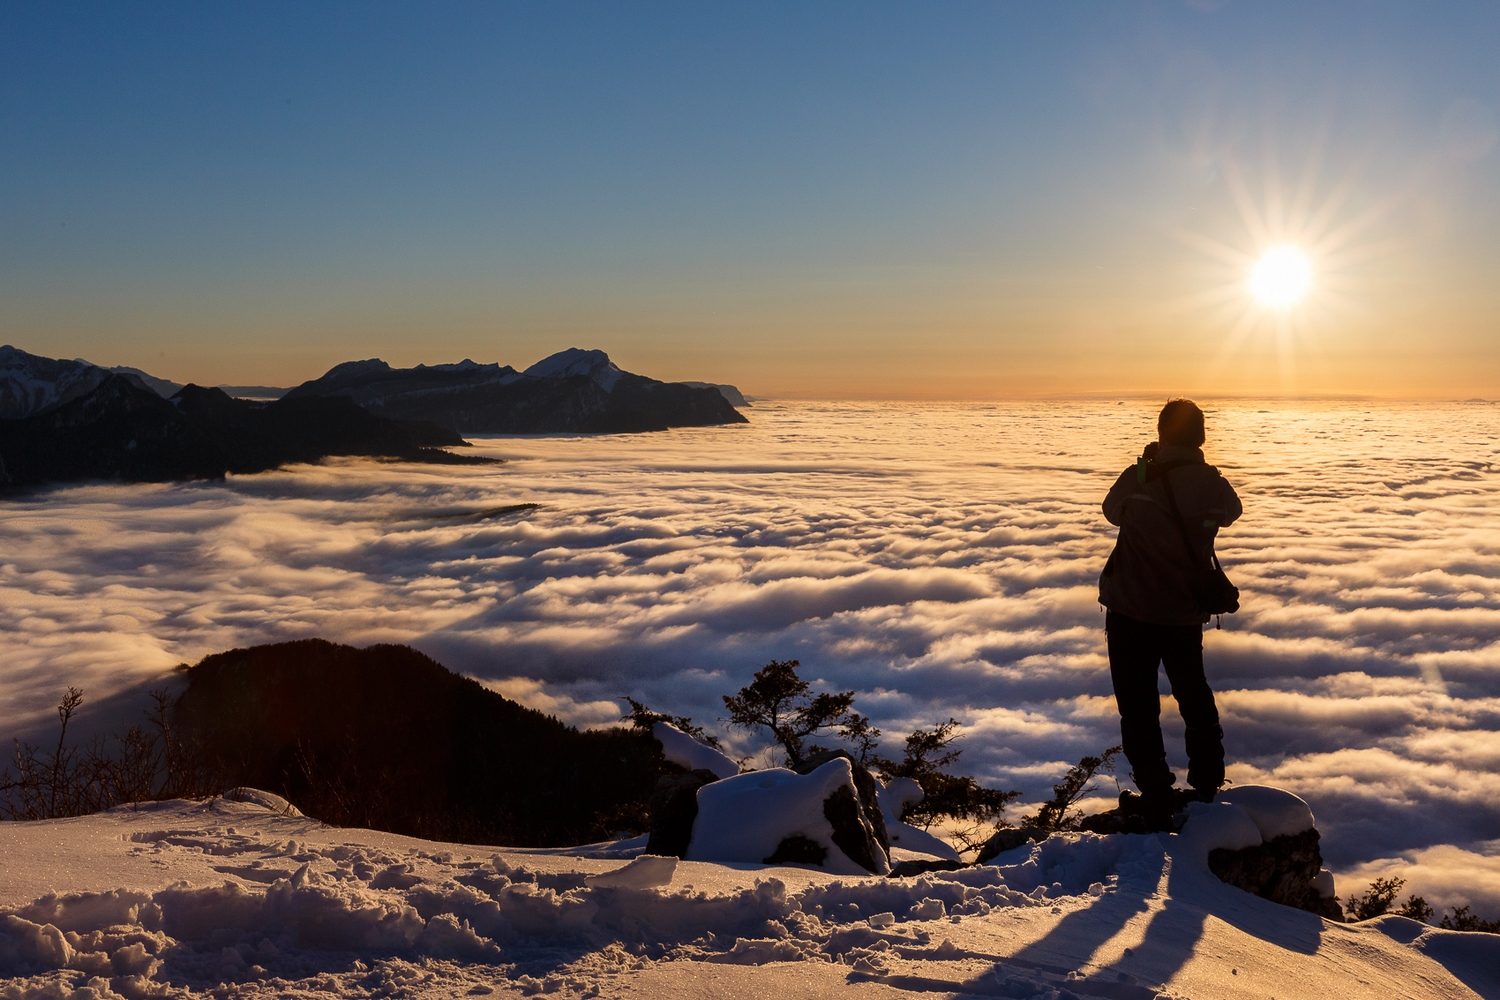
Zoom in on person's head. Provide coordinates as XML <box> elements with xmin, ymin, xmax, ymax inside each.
<box><xmin>1158</xmin><ymin>398</ymin><xmax>1205</xmax><ymax>448</ymax></box>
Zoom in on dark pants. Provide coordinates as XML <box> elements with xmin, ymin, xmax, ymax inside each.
<box><xmin>1105</xmin><ymin>610</ymin><xmax>1224</xmax><ymax>796</ymax></box>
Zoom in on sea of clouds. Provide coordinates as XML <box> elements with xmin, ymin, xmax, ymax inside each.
<box><xmin>2</xmin><ymin>400</ymin><xmax>1498</xmax><ymax>913</ymax></box>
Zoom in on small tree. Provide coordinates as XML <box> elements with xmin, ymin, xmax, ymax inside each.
<box><xmin>1397</xmin><ymin>895</ymin><xmax>1435</xmax><ymax>923</ymax></box>
<box><xmin>1439</xmin><ymin>905</ymin><xmax>1500</xmax><ymax>933</ymax></box>
<box><xmin>1344</xmin><ymin>876</ymin><xmax>1407</xmax><ymax>921</ymax></box>
<box><xmin>874</xmin><ymin>719</ymin><xmax>1022</xmax><ymax>854</ymax></box>
<box><xmin>881</xmin><ymin>719</ymin><xmax>1020</xmax><ymax>830</ymax></box>
<box><xmin>1024</xmin><ymin>746</ymin><xmax>1122</xmax><ymax>833</ymax></box>
<box><xmin>620</xmin><ymin>697</ymin><xmax>722</xmax><ymax>748</ymax></box>
<box><xmin>2</xmin><ymin>687</ymin><xmax>223</xmax><ymax>821</ymax></box>
<box><xmin>721</xmin><ymin>660</ymin><xmax>860</xmax><ymax>767</ymax></box>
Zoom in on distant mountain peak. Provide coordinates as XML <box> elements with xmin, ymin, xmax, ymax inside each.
<box><xmin>324</xmin><ymin>359</ymin><xmax>394</xmax><ymax>379</ymax></box>
<box><xmin>523</xmin><ymin>348</ymin><xmax>622</xmax><ymax>391</ymax></box>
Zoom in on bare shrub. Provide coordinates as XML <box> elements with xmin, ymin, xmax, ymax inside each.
<box><xmin>1</xmin><ymin>687</ymin><xmax>224</xmax><ymax>820</ymax></box>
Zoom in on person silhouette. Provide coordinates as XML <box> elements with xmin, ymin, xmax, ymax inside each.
<box><xmin>1098</xmin><ymin>399</ymin><xmax>1242</xmax><ymax>830</ymax></box>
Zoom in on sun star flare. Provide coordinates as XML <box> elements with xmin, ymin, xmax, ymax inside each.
<box><xmin>1248</xmin><ymin>246</ymin><xmax>1313</xmax><ymax>309</ymax></box>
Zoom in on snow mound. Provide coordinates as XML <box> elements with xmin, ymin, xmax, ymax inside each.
<box><xmin>875</xmin><ymin>777</ymin><xmax>961</xmax><ymax>862</ymax></box>
<box><xmin>220</xmin><ymin>788</ymin><xmax>303</xmax><ymax>816</ymax></box>
<box><xmin>585</xmin><ymin>855</ymin><xmax>677</xmax><ymax>889</ymax></box>
<box><xmin>1217</xmin><ymin>784</ymin><xmax>1316</xmax><ymax>841</ymax></box>
<box><xmin>686</xmin><ymin>760</ymin><xmax>873</xmax><ymax>875</ymax></box>
<box><xmin>877</xmin><ymin>776</ymin><xmax>924</xmax><ymax>818</ymax></box>
<box><xmin>651</xmin><ymin>723</ymin><xmax>739</xmax><ymax>779</ymax></box>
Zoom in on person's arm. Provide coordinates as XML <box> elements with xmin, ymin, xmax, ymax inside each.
<box><xmin>1217</xmin><ymin>478</ymin><xmax>1243</xmax><ymax>527</ymax></box>
<box><xmin>1102</xmin><ymin>467</ymin><xmax>1137</xmax><ymax>526</ymax></box>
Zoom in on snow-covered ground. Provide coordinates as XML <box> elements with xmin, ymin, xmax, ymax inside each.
<box><xmin>2</xmin><ymin>793</ymin><xmax>1495</xmax><ymax>1000</ymax></box>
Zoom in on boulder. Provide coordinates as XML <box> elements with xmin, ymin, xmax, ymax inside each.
<box><xmin>684</xmin><ymin>758</ymin><xmax>891</xmax><ymax>875</ymax></box>
<box><xmin>1208</xmin><ymin>827</ymin><xmax>1343</xmax><ymax>920</ymax></box>
<box><xmin>975</xmin><ymin>825</ymin><xmax>1050</xmax><ymax>864</ymax></box>
<box><xmin>645</xmin><ymin>769</ymin><xmax>720</xmax><ymax>858</ymax></box>
<box><xmin>792</xmin><ymin>750</ymin><xmax>891</xmax><ymax>873</ymax></box>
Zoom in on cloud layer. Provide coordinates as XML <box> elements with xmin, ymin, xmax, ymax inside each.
<box><xmin>3</xmin><ymin>399</ymin><xmax>1499</xmax><ymax>910</ymax></box>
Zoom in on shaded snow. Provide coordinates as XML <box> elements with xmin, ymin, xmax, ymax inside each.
<box><xmin>1</xmin><ymin>794</ymin><xmax>1495</xmax><ymax>999</ymax></box>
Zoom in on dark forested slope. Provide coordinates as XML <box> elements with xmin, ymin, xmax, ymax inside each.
<box><xmin>174</xmin><ymin>639</ymin><xmax>665</xmax><ymax>846</ymax></box>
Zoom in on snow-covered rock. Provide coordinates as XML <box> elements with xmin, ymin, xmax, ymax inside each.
<box><xmin>221</xmin><ymin>787</ymin><xmax>302</xmax><ymax>816</ymax></box>
<box><xmin>1179</xmin><ymin>795</ymin><xmax>1343</xmax><ymax>920</ymax></box>
<box><xmin>875</xmin><ymin>776</ymin><xmax>961</xmax><ymax>862</ymax></box>
<box><xmin>685</xmin><ymin>759</ymin><xmax>891</xmax><ymax>875</ymax></box>
<box><xmin>1217</xmin><ymin>784</ymin><xmax>1316</xmax><ymax>841</ymax></box>
<box><xmin>651</xmin><ymin>722</ymin><xmax>738</xmax><ymax>779</ymax></box>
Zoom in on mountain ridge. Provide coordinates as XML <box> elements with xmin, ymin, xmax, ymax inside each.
<box><xmin>0</xmin><ymin>347</ymin><xmax>484</xmax><ymax>491</ymax></box>
<box><xmin>284</xmin><ymin>347</ymin><xmax>747</xmax><ymax>434</ymax></box>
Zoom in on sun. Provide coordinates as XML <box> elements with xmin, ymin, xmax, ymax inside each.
<box><xmin>1248</xmin><ymin>246</ymin><xmax>1312</xmax><ymax>309</ymax></box>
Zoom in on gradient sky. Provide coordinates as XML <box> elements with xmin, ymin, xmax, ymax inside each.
<box><xmin>2</xmin><ymin>1</ymin><xmax>1498</xmax><ymax>397</ymax></box>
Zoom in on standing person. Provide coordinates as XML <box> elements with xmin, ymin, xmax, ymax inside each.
<box><xmin>1098</xmin><ymin>399</ymin><xmax>1242</xmax><ymax>830</ymax></box>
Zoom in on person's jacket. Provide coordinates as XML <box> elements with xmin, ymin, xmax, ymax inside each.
<box><xmin>1099</xmin><ymin>445</ymin><xmax>1242</xmax><ymax>626</ymax></box>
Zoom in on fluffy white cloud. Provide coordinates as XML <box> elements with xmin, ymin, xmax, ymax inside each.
<box><xmin>2</xmin><ymin>400</ymin><xmax>1498</xmax><ymax>911</ymax></box>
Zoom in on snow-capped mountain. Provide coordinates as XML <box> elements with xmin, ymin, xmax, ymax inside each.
<box><xmin>0</xmin><ymin>345</ymin><xmax>148</xmax><ymax>419</ymax></box>
<box><xmin>0</xmin><ymin>349</ymin><xmax>480</xmax><ymax>489</ymax></box>
<box><xmin>522</xmin><ymin>347</ymin><xmax>624</xmax><ymax>391</ymax></box>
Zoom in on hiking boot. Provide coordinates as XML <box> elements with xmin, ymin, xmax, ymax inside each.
<box><xmin>1119</xmin><ymin>789</ymin><xmax>1174</xmax><ymax>833</ymax></box>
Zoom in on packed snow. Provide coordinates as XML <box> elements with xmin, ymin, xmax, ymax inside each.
<box><xmin>1</xmin><ymin>792</ymin><xmax>1496</xmax><ymax>999</ymax></box>
<box><xmin>649</xmin><ymin>724</ymin><xmax>739</xmax><ymax>780</ymax></box>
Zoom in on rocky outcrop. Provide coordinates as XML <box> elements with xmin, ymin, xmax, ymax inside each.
<box><xmin>283</xmin><ymin>348</ymin><xmax>747</xmax><ymax>434</ymax></box>
<box><xmin>645</xmin><ymin>769</ymin><xmax>719</xmax><ymax>858</ymax></box>
<box><xmin>682</xmin><ymin>756</ymin><xmax>892</xmax><ymax>875</ymax></box>
<box><xmin>1208</xmin><ymin>828</ymin><xmax>1343</xmax><ymax>920</ymax></box>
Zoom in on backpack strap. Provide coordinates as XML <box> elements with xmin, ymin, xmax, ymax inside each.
<box><xmin>1156</xmin><ymin>466</ymin><xmax>1211</xmax><ymax>570</ymax></box>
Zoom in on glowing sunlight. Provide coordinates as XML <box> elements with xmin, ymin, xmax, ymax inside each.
<box><xmin>1248</xmin><ymin>246</ymin><xmax>1313</xmax><ymax>308</ymax></box>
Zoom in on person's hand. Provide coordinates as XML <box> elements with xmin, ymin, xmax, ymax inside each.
<box><xmin>1142</xmin><ymin>440</ymin><xmax>1160</xmax><ymax>461</ymax></box>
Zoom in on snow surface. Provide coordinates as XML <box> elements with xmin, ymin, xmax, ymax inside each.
<box><xmin>685</xmin><ymin>759</ymin><xmax>888</xmax><ymax>876</ymax></box>
<box><xmin>1</xmin><ymin>792</ymin><xmax>1495</xmax><ymax>999</ymax></box>
<box><xmin>650</xmin><ymin>723</ymin><xmax>739</xmax><ymax>780</ymax></box>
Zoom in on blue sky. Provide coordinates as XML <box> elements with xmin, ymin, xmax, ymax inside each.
<box><xmin>2</xmin><ymin>1</ymin><xmax>1497</xmax><ymax>395</ymax></box>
